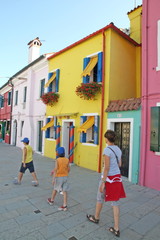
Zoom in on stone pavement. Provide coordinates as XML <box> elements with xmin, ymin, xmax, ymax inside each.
<box><xmin>0</xmin><ymin>143</ymin><xmax>160</xmax><ymax>240</ymax></box>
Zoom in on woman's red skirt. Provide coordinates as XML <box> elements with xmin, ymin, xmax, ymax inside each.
<box><xmin>105</xmin><ymin>174</ymin><xmax>126</xmax><ymax>201</ymax></box>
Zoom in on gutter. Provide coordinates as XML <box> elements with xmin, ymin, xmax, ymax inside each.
<box><xmin>140</xmin><ymin>0</ymin><xmax>148</xmax><ymax>186</ymax></box>
<box><xmin>98</xmin><ymin>30</ymin><xmax>106</xmax><ymax>173</ymax></box>
<box><xmin>8</xmin><ymin>80</ymin><xmax>14</xmax><ymax>144</ymax></box>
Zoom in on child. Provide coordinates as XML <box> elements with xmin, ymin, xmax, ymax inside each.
<box><xmin>13</xmin><ymin>137</ymin><xmax>39</xmax><ymax>186</ymax></box>
<box><xmin>47</xmin><ymin>147</ymin><xmax>70</xmax><ymax>211</ymax></box>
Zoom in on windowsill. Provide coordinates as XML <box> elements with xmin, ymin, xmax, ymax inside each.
<box><xmin>82</xmin><ymin>143</ymin><xmax>97</xmax><ymax>147</ymax></box>
<box><xmin>46</xmin><ymin>138</ymin><xmax>56</xmax><ymax>141</ymax></box>
<box><xmin>155</xmin><ymin>152</ymin><xmax>160</xmax><ymax>156</ymax></box>
<box><xmin>156</xmin><ymin>66</ymin><xmax>160</xmax><ymax>71</ymax></box>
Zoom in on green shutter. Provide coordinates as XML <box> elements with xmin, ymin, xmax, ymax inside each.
<box><xmin>150</xmin><ymin>107</ymin><xmax>160</xmax><ymax>152</ymax></box>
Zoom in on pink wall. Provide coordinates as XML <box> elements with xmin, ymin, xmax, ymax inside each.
<box><xmin>140</xmin><ymin>0</ymin><xmax>160</xmax><ymax>190</ymax></box>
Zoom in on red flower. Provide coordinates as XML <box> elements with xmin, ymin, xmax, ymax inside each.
<box><xmin>41</xmin><ymin>92</ymin><xmax>59</xmax><ymax>106</ymax></box>
<box><xmin>75</xmin><ymin>82</ymin><xmax>102</xmax><ymax>100</ymax></box>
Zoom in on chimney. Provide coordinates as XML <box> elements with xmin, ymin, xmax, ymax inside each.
<box><xmin>127</xmin><ymin>5</ymin><xmax>142</xmax><ymax>44</ymax></box>
<box><xmin>28</xmin><ymin>37</ymin><xmax>42</xmax><ymax>64</ymax></box>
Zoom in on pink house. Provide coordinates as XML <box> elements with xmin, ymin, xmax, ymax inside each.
<box><xmin>140</xmin><ymin>0</ymin><xmax>160</xmax><ymax>190</ymax></box>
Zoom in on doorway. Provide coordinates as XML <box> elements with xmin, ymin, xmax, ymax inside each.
<box><xmin>37</xmin><ymin>121</ymin><xmax>43</xmax><ymax>152</ymax></box>
<box><xmin>114</xmin><ymin>122</ymin><xmax>130</xmax><ymax>177</ymax></box>
<box><xmin>107</xmin><ymin>118</ymin><xmax>133</xmax><ymax>181</ymax></box>
<box><xmin>12</xmin><ymin>120</ymin><xmax>17</xmax><ymax>146</ymax></box>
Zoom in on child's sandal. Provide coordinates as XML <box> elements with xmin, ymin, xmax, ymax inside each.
<box><xmin>109</xmin><ymin>227</ymin><xmax>120</xmax><ymax>237</ymax></box>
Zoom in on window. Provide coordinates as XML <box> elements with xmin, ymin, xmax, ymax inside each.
<box><xmin>6</xmin><ymin>121</ymin><xmax>10</xmax><ymax>134</ymax></box>
<box><xmin>0</xmin><ymin>95</ymin><xmax>4</xmax><ymax>108</ymax></box>
<box><xmin>40</xmin><ymin>79</ymin><xmax>45</xmax><ymax>97</ymax></box>
<box><xmin>15</xmin><ymin>91</ymin><xmax>18</xmax><ymax>105</ymax></box>
<box><xmin>20</xmin><ymin>121</ymin><xmax>24</xmax><ymax>137</ymax></box>
<box><xmin>82</xmin><ymin>52</ymin><xmax>103</xmax><ymax>83</ymax></box>
<box><xmin>79</xmin><ymin>115</ymin><xmax>99</xmax><ymax>145</ymax></box>
<box><xmin>157</xmin><ymin>20</ymin><xmax>160</xmax><ymax>70</ymax></box>
<box><xmin>150</xmin><ymin>107</ymin><xmax>160</xmax><ymax>152</ymax></box>
<box><xmin>45</xmin><ymin>69</ymin><xmax>60</xmax><ymax>93</ymax></box>
<box><xmin>8</xmin><ymin>91</ymin><xmax>12</xmax><ymax>105</ymax></box>
<box><xmin>43</xmin><ymin>117</ymin><xmax>57</xmax><ymax>139</ymax></box>
<box><xmin>23</xmin><ymin>86</ymin><xmax>27</xmax><ymax>102</ymax></box>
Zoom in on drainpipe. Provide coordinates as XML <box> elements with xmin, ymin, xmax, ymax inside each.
<box><xmin>98</xmin><ymin>30</ymin><xmax>106</xmax><ymax>173</ymax></box>
<box><xmin>8</xmin><ymin>79</ymin><xmax>14</xmax><ymax>145</ymax></box>
<box><xmin>140</xmin><ymin>0</ymin><xmax>148</xmax><ymax>185</ymax></box>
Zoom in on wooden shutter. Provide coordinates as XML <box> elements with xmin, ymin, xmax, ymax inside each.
<box><xmin>94</xmin><ymin>115</ymin><xmax>99</xmax><ymax>144</ymax></box>
<box><xmin>97</xmin><ymin>52</ymin><xmax>103</xmax><ymax>83</ymax></box>
<box><xmin>45</xmin><ymin>118</ymin><xmax>50</xmax><ymax>138</ymax></box>
<box><xmin>150</xmin><ymin>107</ymin><xmax>160</xmax><ymax>152</ymax></box>
<box><xmin>80</xmin><ymin>116</ymin><xmax>87</xmax><ymax>143</ymax></box>
<box><xmin>83</xmin><ymin>57</ymin><xmax>90</xmax><ymax>83</ymax></box>
<box><xmin>47</xmin><ymin>73</ymin><xmax>53</xmax><ymax>92</ymax></box>
<box><xmin>55</xmin><ymin>69</ymin><xmax>60</xmax><ymax>92</ymax></box>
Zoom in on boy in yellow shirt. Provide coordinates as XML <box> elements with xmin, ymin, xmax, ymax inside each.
<box><xmin>47</xmin><ymin>147</ymin><xmax>70</xmax><ymax>211</ymax></box>
<box><xmin>13</xmin><ymin>137</ymin><xmax>39</xmax><ymax>186</ymax></box>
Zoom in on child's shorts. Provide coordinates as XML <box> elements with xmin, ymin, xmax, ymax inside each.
<box><xmin>20</xmin><ymin>161</ymin><xmax>35</xmax><ymax>173</ymax></box>
<box><xmin>54</xmin><ymin>176</ymin><xmax>69</xmax><ymax>192</ymax></box>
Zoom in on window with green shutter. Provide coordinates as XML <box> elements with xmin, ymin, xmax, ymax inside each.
<box><xmin>150</xmin><ymin>107</ymin><xmax>160</xmax><ymax>152</ymax></box>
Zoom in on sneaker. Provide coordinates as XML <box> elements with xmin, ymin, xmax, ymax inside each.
<box><xmin>13</xmin><ymin>178</ymin><xmax>21</xmax><ymax>185</ymax></box>
<box><xmin>47</xmin><ymin>198</ymin><xmax>54</xmax><ymax>206</ymax></box>
<box><xmin>58</xmin><ymin>206</ymin><xmax>67</xmax><ymax>211</ymax></box>
<box><xmin>32</xmin><ymin>181</ymin><xmax>39</xmax><ymax>187</ymax></box>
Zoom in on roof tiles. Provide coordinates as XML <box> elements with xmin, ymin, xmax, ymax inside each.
<box><xmin>105</xmin><ymin>98</ymin><xmax>141</xmax><ymax>112</ymax></box>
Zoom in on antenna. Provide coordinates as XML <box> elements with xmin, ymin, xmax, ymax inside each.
<box><xmin>134</xmin><ymin>0</ymin><xmax>137</xmax><ymax>8</ymax></box>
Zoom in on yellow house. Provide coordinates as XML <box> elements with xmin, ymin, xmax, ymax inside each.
<box><xmin>42</xmin><ymin>21</ymin><xmax>140</xmax><ymax>172</ymax></box>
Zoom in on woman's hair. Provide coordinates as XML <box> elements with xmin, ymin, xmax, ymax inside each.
<box><xmin>104</xmin><ymin>130</ymin><xmax>116</xmax><ymax>143</ymax></box>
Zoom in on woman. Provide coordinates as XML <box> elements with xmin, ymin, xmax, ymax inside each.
<box><xmin>87</xmin><ymin>130</ymin><xmax>126</xmax><ymax>238</ymax></box>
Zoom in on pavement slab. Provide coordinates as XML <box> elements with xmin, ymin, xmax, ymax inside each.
<box><xmin>0</xmin><ymin>142</ymin><xmax>160</xmax><ymax>240</ymax></box>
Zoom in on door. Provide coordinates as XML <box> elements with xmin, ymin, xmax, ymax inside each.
<box><xmin>37</xmin><ymin>121</ymin><xmax>43</xmax><ymax>152</ymax></box>
<box><xmin>115</xmin><ymin>122</ymin><xmax>130</xmax><ymax>177</ymax></box>
<box><xmin>12</xmin><ymin>120</ymin><xmax>17</xmax><ymax>146</ymax></box>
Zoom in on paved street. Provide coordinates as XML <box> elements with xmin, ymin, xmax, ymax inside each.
<box><xmin>0</xmin><ymin>143</ymin><xmax>160</xmax><ymax>240</ymax></box>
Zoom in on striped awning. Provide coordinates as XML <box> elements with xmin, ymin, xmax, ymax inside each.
<box><xmin>41</xmin><ymin>120</ymin><xmax>54</xmax><ymax>131</ymax></box>
<box><xmin>81</xmin><ymin>56</ymin><xmax>98</xmax><ymax>77</ymax></box>
<box><xmin>44</xmin><ymin>72</ymin><xmax>56</xmax><ymax>88</ymax></box>
<box><xmin>78</xmin><ymin>116</ymin><xmax>94</xmax><ymax>133</ymax></box>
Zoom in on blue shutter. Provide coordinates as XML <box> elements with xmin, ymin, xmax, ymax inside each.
<box><xmin>55</xmin><ymin>69</ymin><xmax>60</xmax><ymax>92</ymax></box>
<box><xmin>45</xmin><ymin>118</ymin><xmax>50</xmax><ymax>138</ymax></box>
<box><xmin>83</xmin><ymin>57</ymin><xmax>90</xmax><ymax>83</ymax></box>
<box><xmin>54</xmin><ymin>116</ymin><xmax>57</xmax><ymax>139</ymax></box>
<box><xmin>97</xmin><ymin>52</ymin><xmax>103</xmax><ymax>83</ymax></box>
<box><xmin>94</xmin><ymin>115</ymin><xmax>99</xmax><ymax>145</ymax></box>
<box><xmin>47</xmin><ymin>72</ymin><xmax>53</xmax><ymax>92</ymax></box>
<box><xmin>80</xmin><ymin>116</ymin><xmax>87</xmax><ymax>143</ymax></box>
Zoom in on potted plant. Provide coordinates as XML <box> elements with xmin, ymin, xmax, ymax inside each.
<box><xmin>41</xmin><ymin>92</ymin><xmax>59</xmax><ymax>106</ymax></box>
<box><xmin>75</xmin><ymin>82</ymin><xmax>102</xmax><ymax>100</ymax></box>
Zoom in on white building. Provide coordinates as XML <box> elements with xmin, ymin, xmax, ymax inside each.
<box><xmin>10</xmin><ymin>38</ymin><xmax>50</xmax><ymax>153</ymax></box>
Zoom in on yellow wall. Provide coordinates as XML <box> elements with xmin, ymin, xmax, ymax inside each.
<box><xmin>45</xmin><ymin>34</ymin><xmax>103</xmax><ymax>171</ymax></box>
<box><xmin>44</xmin><ymin>138</ymin><xmax>56</xmax><ymax>159</ymax></box>
<box><xmin>109</xmin><ymin>29</ymin><xmax>137</xmax><ymax>100</ymax></box>
<box><xmin>128</xmin><ymin>6</ymin><xmax>142</xmax><ymax>44</ymax></box>
<box><xmin>44</xmin><ymin>26</ymin><xmax>141</xmax><ymax>172</ymax></box>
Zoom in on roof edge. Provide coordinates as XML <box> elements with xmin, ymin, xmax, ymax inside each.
<box><xmin>48</xmin><ymin>23</ymin><xmax>140</xmax><ymax>60</ymax></box>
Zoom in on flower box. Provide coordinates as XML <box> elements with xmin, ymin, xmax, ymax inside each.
<box><xmin>41</xmin><ymin>92</ymin><xmax>59</xmax><ymax>106</ymax></box>
<box><xmin>75</xmin><ymin>82</ymin><xmax>102</xmax><ymax>100</ymax></box>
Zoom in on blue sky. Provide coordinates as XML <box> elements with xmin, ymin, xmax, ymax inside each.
<box><xmin>0</xmin><ymin>0</ymin><xmax>142</xmax><ymax>87</ymax></box>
